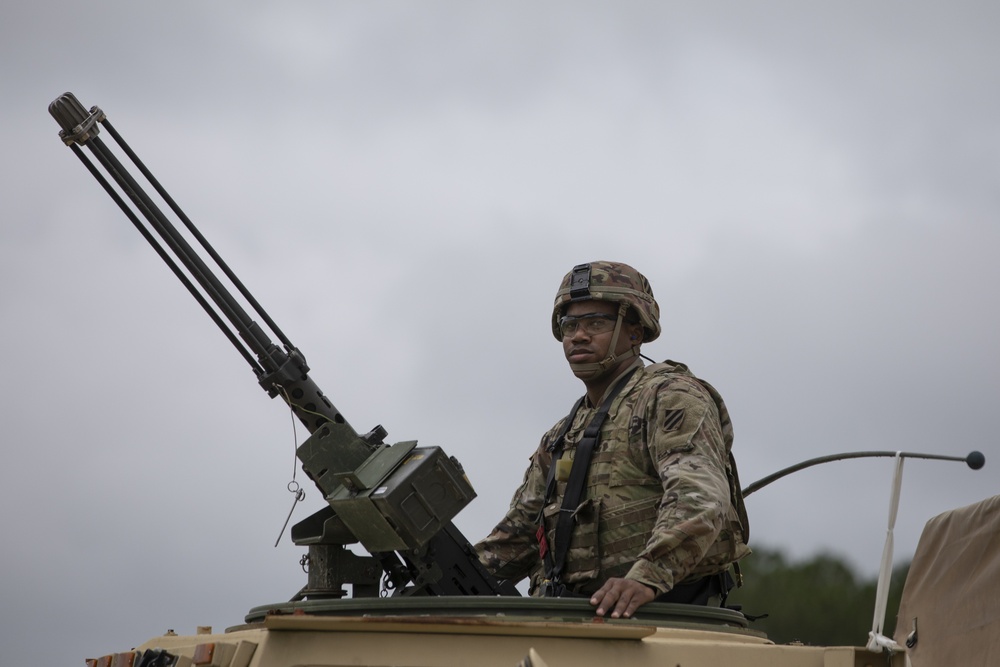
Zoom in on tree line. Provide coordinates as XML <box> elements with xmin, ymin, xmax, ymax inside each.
<box><xmin>725</xmin><ymin>546</ymin><xmax>909</xmax><ymax>646</ymax></box>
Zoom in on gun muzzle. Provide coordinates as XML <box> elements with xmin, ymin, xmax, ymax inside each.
<box><xmin>49</xmin><ymin>92</ymin><xmax>103</xmax><ymax>145</ymax></box>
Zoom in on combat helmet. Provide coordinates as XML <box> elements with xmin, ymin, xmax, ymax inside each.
<box><xmin>551</xmin><ymin>261</ymin><xmax>661</xmax><ymax>341</ymax></box>
<box><xmin>552</xmin><ymin>261</ymin><xmax>660</xmax><ymax>379</ymax></box>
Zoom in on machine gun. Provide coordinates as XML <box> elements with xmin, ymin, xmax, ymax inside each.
<box><xmin>48</xmin><ymin>92</ymin><xmax>519</xmax><ymax>600</ymax></box>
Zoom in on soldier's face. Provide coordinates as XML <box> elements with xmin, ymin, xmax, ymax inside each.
<box><xmin>561</xmin><ymin>300</ymin><xmax>641</xmax><ymax>365</ymax></box>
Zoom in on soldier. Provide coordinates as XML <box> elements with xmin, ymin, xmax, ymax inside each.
<box><xmin>476</xmin><ymin>261</ymin><xmax>750</xmax><ymax>619</ymax></box>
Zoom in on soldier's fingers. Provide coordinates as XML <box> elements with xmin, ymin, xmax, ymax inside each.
<box><xmin>590</xmin><ymin>583</ymin><xmax>618</xmax><ymax>617</ymax></box>
<box><xmin>610</xmin><ymin>589</ymin><xmax>635</xmax><ymax>618</ymax></box>
<box><xmin>619</xmin><ymin>593</ymin><xmax>644</xmax><ymax>619</ymax></box>
<box><xmin>612</xmin><ymin>582</ymin><xmax>655</xmax><ymax>619</ymax></box>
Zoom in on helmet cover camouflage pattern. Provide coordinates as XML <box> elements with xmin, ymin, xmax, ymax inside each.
<box><xmin>551</xmin><ymin>261</ymin><xmax>661</xmax><ymax>342</ymax></box>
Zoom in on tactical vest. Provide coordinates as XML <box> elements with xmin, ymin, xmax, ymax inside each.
<box><xmin>534</xmin><ymin>360</ymin><xmax>750</xmax><ymax>595</ymax></box>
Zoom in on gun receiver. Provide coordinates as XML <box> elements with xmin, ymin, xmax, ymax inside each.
<box><xmin>49</xmin><ymin>92</ymin><xmax>518</xmax><ymax>599</ymax></box>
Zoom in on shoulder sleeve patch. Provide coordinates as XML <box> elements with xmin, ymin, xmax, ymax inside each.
<box><xmin>661</xmin><ymin>408</ymin><xmax>685</xmax><ymax>432</ymax></box>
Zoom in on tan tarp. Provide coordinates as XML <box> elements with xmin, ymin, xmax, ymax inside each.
<box><xmin>893</xmin><ymin>495</ymin><xmax>1000</xmax><ymax>666</ymax></box>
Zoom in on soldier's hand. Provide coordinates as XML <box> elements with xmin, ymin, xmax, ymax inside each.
<box><xmin>590</xmin><ymin>578</ymin><xmax>656</xmax><ymax>618</ymax></box>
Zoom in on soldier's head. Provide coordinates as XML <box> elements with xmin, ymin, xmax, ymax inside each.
<box><xmin>552</xmin><ymin>261</ymin><xmax>660</xmax><ymax>381</ymax></box>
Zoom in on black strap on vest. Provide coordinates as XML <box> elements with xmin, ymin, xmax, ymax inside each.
<box><xmin>538</xmin><ymin>367</ymin><xmax>638</xmax><ymax>595</ymax></box>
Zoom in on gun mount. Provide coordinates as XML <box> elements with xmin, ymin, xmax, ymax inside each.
<box><xmin>49</xmin><ymin>92</ymin><xmax>518</xmax><ymax>600</ymax></box>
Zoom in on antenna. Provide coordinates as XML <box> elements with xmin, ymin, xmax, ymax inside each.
<box><xmin>742</xmin><ymin>450</ymin><xmax>985</xmax><ymax>497</ymax></box>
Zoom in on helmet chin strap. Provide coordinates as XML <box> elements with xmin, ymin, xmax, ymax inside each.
<box><xmin>569</xmin><ymin>303</ymin><xmax>640</xmax><ymax>381</ymax></box>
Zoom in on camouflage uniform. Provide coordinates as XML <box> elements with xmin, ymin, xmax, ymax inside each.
<box><xmin>476</xmin><ymin>357</ymin><xmax>750</xmax><ymax>596</ymax></box>
<box><xmin>478</xmin><ymin>261</ymin><xmax>749</xmax><ymax>596</ymax></box>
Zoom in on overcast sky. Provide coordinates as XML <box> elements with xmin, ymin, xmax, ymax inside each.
<box><xmin>2</xmin><ymin>2</ymin><xmax>998</xmax><ymax>664</ymax></box>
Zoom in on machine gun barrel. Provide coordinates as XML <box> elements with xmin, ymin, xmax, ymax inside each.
<box><xmin>48</xmin><ymin>92</ymin><xmax>348</xmax><ymax>435</ymax></box>
<box><xmin>49</xmin><ymin>92</ymin><xmax>518</xmax><ymax>598</ymax></box>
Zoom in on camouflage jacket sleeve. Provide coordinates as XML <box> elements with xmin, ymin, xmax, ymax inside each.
<box><xmin>474</xmin><ymin>429</ymin><xmax>561</xmax><ymax>584</ymax></box>
<box><xmin>624</xmin><ymin>375</ymin><xmax>737</xmax><ymax>593</ymax></box>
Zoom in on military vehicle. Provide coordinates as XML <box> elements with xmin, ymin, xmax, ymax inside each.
<box><xmin>49</xmin><ymin>92</ymin><xmax>998</xmax><ymax>667</ymax></box>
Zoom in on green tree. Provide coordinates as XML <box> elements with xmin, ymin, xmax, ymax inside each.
<box><xmin>726</xmin><ymin>546</ymin><xmax>909</xmax><ymax>646</ymax></box>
